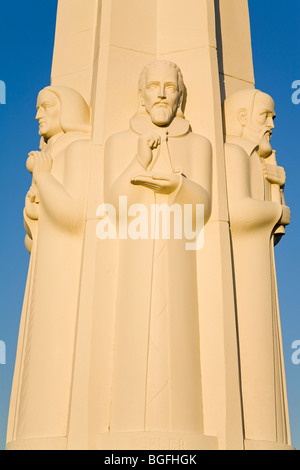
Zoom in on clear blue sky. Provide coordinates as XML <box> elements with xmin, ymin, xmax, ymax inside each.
<box><xmin>0</xmin><ymin>0</ymin><xmax>299</xmax><ymax>451</ymax></box>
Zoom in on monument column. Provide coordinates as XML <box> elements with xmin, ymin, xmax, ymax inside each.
<box><xmin>59</xmin><ymin>0</ymin><xmax>248</xmax><ymax>450</ymax></box>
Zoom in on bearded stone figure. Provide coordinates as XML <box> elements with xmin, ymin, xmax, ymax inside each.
<box><xmin>224</xmin><ymin>89</ymin><xmax>291</xmax><ymax>449</ymax></box>
<box><xmin>101</xmin><ymin>60</ymin><xmax>215</xmax><ymax>449</ymax></box>
<box><xmin>7</xmin><ymin>86</ymin><xmax>91</xmax><ymax>450</ymax></box>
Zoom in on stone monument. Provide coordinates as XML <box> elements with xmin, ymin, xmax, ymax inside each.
<box><xmin>6</xmin><ymin>0</ymin><xmax>293</xmax><ymax>451</ymax></box>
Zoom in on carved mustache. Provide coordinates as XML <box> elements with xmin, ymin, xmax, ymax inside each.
<box><xmin>264</xmin><ymin>129</ymin><xmax>273</xmax><ymax>138</ymax></box>
<box><xmin>152</xmin><ymin>101</ymin><xmax>171</xmax><ymax>109</ymax></box>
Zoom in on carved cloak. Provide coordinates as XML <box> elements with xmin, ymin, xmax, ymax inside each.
<box><xmin>102</xmin><ymin>115</ymin><xmax>212</xmax><ymax>435</ymax></box>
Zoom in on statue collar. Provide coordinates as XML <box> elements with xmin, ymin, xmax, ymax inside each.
<box><xmin>40</xmin><ymin>132</ymin><xmax>65</xmax><ymax>151</ymax></box>
<box><xmin>130</xmin><ymin>114</ymin><xmax>191</xmax><ymax>138</ymax></box>
<box><xmin>226</xmin><ymin>135</ymin><xmax>259</xmax><ymax>156</ymax></box>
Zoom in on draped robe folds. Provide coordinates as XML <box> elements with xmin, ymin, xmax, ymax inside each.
<box><xmin>104</xmin><ymin>115</ymin><xmax>212</xmax><ymax>434</ymax></box>
<box><xmin>7</xmin><ymin>132</ymin><xmax>91</xmax><ymax>445</ymax></box>
<box><xmin>225</xmin><ymin>136</ymin><xmax>290</xmax><ymax>445</ymax></box>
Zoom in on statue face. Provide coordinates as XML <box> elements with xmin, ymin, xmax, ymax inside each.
<box><xmin>140</xmin><ymin>64</ymin><xmax>182</xmax><ymax>126</ymax></box>
<box><xmin>243</xmin><ymin>92</ymin><xmax>276</xmax><ymax>158</ymax></box>
<box><xmin>36</xmin><ymin>90</ymin><xmax>63</xmax><ymax>141</ymax></box>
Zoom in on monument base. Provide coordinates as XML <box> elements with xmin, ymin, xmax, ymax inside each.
<box><xmin>244</xmin><ymin>439</ymin><xmax>295</xmax><ymax>451</ymax></box>
<box><xmin>6</xmin><ymin>437</ymin><xmax>67</xmax><ymax>451</ymax></box>
<box><xmin>96</xmin><ymin>432</ymin><xmax>218</xmax><ymax>451</ymax></box>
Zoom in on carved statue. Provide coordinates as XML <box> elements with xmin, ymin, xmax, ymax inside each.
<box><xmin>224</xmin><ymin>89</ymin><xmax>290</xmax><ymax>446</ymax></box>
<box><xmin>7</xmin><ymin>86</ymin><xmax>92</xmax><ymax>449</ymax></box>
<box><xmin>102</xmin><ymin>60</ymin><xmax>212</xmax><ymax>440</ymax></box>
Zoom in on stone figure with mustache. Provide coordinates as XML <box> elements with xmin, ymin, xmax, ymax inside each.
<box><xmin>223</xmin><ymin>89</ymin><xmax>291</xmax><ymax>449</ymax></box>
<box><xmin>102</xmin><ymin>60</ymin><xmax>212</xmax><ymax>441</ymax></box>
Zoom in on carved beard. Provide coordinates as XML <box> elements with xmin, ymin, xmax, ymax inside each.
<box><xmin>257</xmin><ymin>130</ymin><xmax>273</xmax><ymax>159</ymax></box>
<box><xmin>150</xmin><ymin>103</ymin><xmax>173</xmax><ymax>126</ymax></box>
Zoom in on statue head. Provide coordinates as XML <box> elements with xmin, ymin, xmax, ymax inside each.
<box><xmin>137</xmin><ymin>60</ymin><xmax>186</xmax><ymax>126</ymax></box>
<box><xmin>36</xmin><ymin>86</ymin><xmax>91</xmax><ymax>143</ymax></box>
<box><xmin>224</xmin><ymin>89</ymin><xmax>276</xmax><ymax>158</ymax></box>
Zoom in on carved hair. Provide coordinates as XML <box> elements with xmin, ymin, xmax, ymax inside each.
<box><xmin>41</xmin><ymin>86</ymin><xmax>91</xmax><ymax>134</ymax></box>
<box><xmin>137</xmin><ymin>60</ymin><xmax>186</xmax><ymax>117</ymax></box>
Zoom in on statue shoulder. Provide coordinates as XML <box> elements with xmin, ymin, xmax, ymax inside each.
<box><xmin>64</xmin><ymin>138</ymin><xmax>92</xmax><ymax>168</ymax></box>
<box><xmin>67</xmin><ymin>138</ymin><xmax>92</xmax><ymax>158</ymax></box>
<box><xmin>67</xmin><ymin>137</ymin><xmax>92</xmax><ymax>152</ymax></box>
<box><xmin>105</xmin><ymin>129</ymin><xmax>136</xmax><ymax>154</ymax></box>
<box><xmin>106</xmin><ymin>129</ymin><xmax>135</xmax><ymax>143</ymax></box>
<box><xmin>224</xmin><ymin>142</ymin><xmax>252</xmax><ymax>181</ymax></box>
<box><xmin>189</xmin><ymin>132</ymin><xmax>212</xmax><ymax>161</ymax></box>
<box><xmin>225</xmin><ymin>141</ymin><xmax>249</xmax><ymax>162</ymax></box>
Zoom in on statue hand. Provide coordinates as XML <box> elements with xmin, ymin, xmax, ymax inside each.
<box><xmin>26</xmin><ymin>185</ymin><xmax>39</xmax><ymax>203</ymax></box>
<box><xmin>29</xmin><ymin>151</ymin><xmax>53</xmax><ymax>183</ymax></box>
<box><xmin>280</xmin><ymin>205</ymin><xmax>291</xmax><ymax>226</ymax></box>
<box><xmin>137</xmin><ymin>132</ymin><xmax>161</xmax><ymax>168</ymax></box>
<box><xmin>132</xmin><ymin>171</ymin><xmax>181</xmax><ymax>195</ymax></box>
<box><xmin>25</xmin><ymin>185</ymin><xmax>40</xmax><ymax>220</ymax></box>
<box><xmin>262</xmin><ymin>162</ymin><xmax>286</xmax><ymax>186</ymax></box>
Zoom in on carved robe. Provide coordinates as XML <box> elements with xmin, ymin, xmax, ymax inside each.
<box><xmin>103</xmin><ymin>115</ymin><xmax>212</xmax><ymax>434</ymax></box>
<box><xmin>225</xmin><ymin>136</ymin><xmax>290</xmax><ymax>445</ymax></box>
<box><xmin>7</xmin><ymin>132</ymin><xmax>91</xmax><ymax>448</ymax></box>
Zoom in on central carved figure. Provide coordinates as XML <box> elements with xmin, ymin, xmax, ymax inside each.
<box><xmin>104</xmin><ymin>60</ymin><xmax>212</xmax><ymax>435</ymax></box>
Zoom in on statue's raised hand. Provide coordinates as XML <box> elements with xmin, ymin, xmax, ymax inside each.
<box><xmin>262</xmin><ymin>162</ymin><xmax>286</xmax><ymax>187</ymax></box>
<box><xmin>137</xmin><ymin>132</ymin><xmax>161</xmax><ymax>169</ymax></box>
<box><xmin>26</xmin><ymin>184</ymin><xmax>39</xmax><ymax>203</ymax></box>
<box><xmin>27</xmin><ymin>151</ymin><xmax>53</xmax><ymax>184</ymax></box>
<box><xmin>25</xmin><ymin>185</ymin><xmax>39</xmax><ymax>220</ymax></box>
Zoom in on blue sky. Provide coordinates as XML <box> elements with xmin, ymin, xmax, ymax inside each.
<box><xmin>248</xmin><ymin>0</ymin><xmax>300</xmax><ymax>449</ymax></box>
<box><xmin>0</xmin><ymin>0</ymin><xmax>299</xmax><ymax>451</ymax></box>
